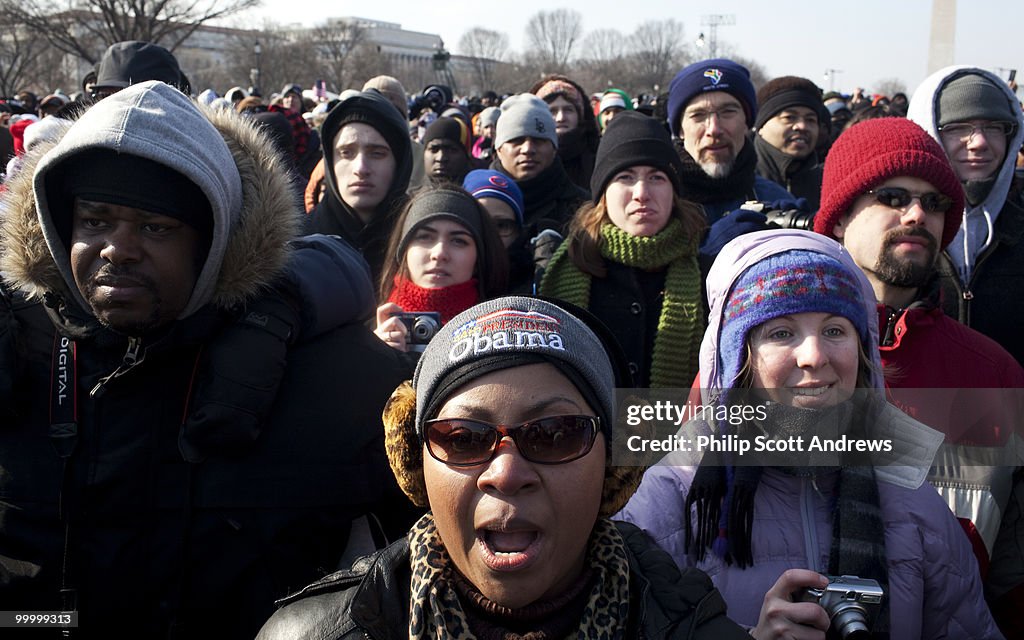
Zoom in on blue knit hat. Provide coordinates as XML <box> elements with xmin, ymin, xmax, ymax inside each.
<box><xmin>718</xmin><ymin>250</ymin><xmax>870</xmax><ymax>387</ymax></box>
<box><xmin>462</xmin><ymin>169</ymin><xmax>524</xmax><ymax>225</ymax></box>
<box><xmin>667</xmin><ymin>58</ymin><xmax>757</xmax><ymax>136</ymax></box>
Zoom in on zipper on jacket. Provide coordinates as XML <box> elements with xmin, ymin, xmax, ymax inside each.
<box><xmin>90</xmin><ymin>337</ymin><xmax>145</xmax><ymax>398</ymax></box>
<box><xmin>800</xmin><ymin>477</ymin><xmax>820</xmax><ymax>572</ymax></box>
<box><xmin>880</xmin><ymin>307</ymin><xmax>901</xmax><ymax>347</ymax></box>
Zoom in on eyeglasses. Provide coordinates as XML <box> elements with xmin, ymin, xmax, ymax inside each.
<box><xmin>493</xmin><ymin>219</ymin><xmax>520</xmax><ymax>238</ymax></box>
<box><xmin>684</xmin><ymin>105</ymin><xmax>744</xmax><ymax>125</ymax></box>
<box><xmin>865</xmin><ymin>187</ymin><xmax>953</xmax><ymax>214</ymax></box>
<box><xmin>424</xmin><ymin>415</ymin><xmax>600</xmax><ymax>466</ymax></box>
<box><xmin>938</xmin><ymin>121</ymin><xmax>1016</xmax><ymax>143</ymax></box>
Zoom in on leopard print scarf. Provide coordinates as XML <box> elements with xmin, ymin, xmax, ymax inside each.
<box><xmin>408</xmin><ymin>513</ymin><xmax>630</xmax><ymax>640</ymax></box>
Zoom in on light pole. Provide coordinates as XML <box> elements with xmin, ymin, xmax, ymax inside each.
<box><xmin>250</xmin><ymin>40</ymin><xmax>262</xmax><ymax>97</ymax></box>
<box><xmin>698</xmin><ymin>14</ymin><xmax>736</xmax><ymax>59</ymax></box>
<box><xmin>823</xmin><ymin>68</ymin><xmax>843</xmax><ymax>92</ymax></box>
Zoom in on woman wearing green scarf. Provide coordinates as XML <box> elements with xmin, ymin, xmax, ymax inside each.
<box><xmin>541</xmin><ymin>111</ymin><xmax>707</xmax><ymax>388</ymax></box>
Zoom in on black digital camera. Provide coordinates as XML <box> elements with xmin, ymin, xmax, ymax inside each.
<box><xmin>394</xmin><ymin>312</ymin><xmax>442</xmax><ymax>352</ymax></box>
<box><xmin>740</xmin><ymin>200</ymin><xmax>815</xmax><ymax>230</ymax></box>
<box><xmin>793</xmin><ymin>575</ymin><xmax>883</xmax><ymax>639</ymax></box>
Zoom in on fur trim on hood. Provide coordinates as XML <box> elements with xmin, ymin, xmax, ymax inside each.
<box><xmin>0</xmin><ymin>81</ymin><xmax>300</xmax><ymax>319</ymax></box>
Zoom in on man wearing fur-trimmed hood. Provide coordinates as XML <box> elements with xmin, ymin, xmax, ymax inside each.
<box><xmin>0</xmin><ymin>81</ymin><xmax>411</xmax><ymax>637</ymax></box>
<box><xmin>908</xmin><ymin>66</ymin><xmax>1024</xmax><ymax>366</ymax></box>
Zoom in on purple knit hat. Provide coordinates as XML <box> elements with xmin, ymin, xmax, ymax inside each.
<box><xmin>719</xmin><ymin>249</ymin><xmax>870</xmax><ymax>387</ymax></box>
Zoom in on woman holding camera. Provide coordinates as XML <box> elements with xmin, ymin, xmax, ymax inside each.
<box><xmin>374</xmin><ymin>186</ymin><xmax>507</xmax><ymax>353</ymax></box>
<box><xmin>540</xmin><ymin>111</ymin><xmax>706</xmax><ymax>389</ymax></box>
<box><xmin>258</xmin><ymin>296</ymin><xmax>750</xmax><ymax>639</ymax></box>
<box><xmin>618</xmin><ymin>230</ymin><xmax>1002</xmax><ymax>638</ymax></box>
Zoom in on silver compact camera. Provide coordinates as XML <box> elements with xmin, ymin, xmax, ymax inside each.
<box><xmin>793</xmin><ymin>575</ymin><xmax>883</xmax><ymax>639</ymax></box>
<box><xmin>394</xmin><ymin>312</ymin><xmax>441</xmax><ymax>352</ymax></box>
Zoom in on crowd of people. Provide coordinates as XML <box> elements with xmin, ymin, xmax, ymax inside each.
<box><xmin>1</xmin><ymin>38</ymin><xmax>1023</xmax><ymax>639</ymax></box>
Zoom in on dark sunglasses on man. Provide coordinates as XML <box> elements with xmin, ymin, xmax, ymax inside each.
<box><xmin>424</xmin><ymin>415</ymin><xmax>600</xmax><ymax>466</ymax></box>
<box><xmin>865</xmin><ymin>187</ymin><xmax>954</xmax><ymax>214</ymax></box>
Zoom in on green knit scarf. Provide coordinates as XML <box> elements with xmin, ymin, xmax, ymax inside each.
<box><xmin>540</xmin><ymin>218</ymin><xmax>703</xmax><ymax>388</ymax></box>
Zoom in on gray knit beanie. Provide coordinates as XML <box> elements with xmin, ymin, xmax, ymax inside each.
<box><xmin>479</xmin><ymin>106</ymin><xmax>501</xmax><ymax>128</ymax></box>
<box><xmin>397</xmin><ymin>187</ymin><xmax>485</xmax><ymax>260</ymax></box>
<box><xmin>412</xmin><ymin>296</ymin><xmax>613</xmax><ymax>437</ymax></box>
<box><xmin>937</xmin><ymin>72</ymin><xmax>1017</xmax><ymax>126</ymax></box>
<box><xmin>494</xmin><ymin>94</ymin><xmax>558</xmax><ymax>149</ymax></box>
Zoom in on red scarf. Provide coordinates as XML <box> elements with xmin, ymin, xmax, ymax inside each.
<box><xmin>387</xmin><ymin>276</ymin><xmax>479</xmax><ymax>324</ymax></box>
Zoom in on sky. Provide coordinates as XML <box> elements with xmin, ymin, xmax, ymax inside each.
<box><xmin>237</xmin><ymin>0</ymin><xmax>1023</xmax><ymax>96</ymax></box>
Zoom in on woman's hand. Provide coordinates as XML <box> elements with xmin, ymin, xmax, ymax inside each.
<box><xmin>375</xmin><ymin>302</ymin><xmax>409</xmax><ymax>352</ymax></box>
<box><xmin>750</xmin><ymin>569</ymin><xmax>830</xmax><ymax>640</ymax></box>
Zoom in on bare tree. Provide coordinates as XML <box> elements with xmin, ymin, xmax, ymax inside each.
<box><xmin>0</xmin><ymin>3</ymin><xmax>83</xmax><ymax>95</ymax></box>
<box><xmin>458</xmin><ymin>27</ymin><xmax>508</xmax><ymax>93</ymax></box>
<box><xmin>524</xmin><ymin>9</ymin><xmax>582</xmax><ymax>72</ymax></box>
<box><xmin>580</xmin><ymin>29</ymin><xmax>625</xmax><ymax>64</ymax></box>
<box><xmin>627</xmin><ymin>20</ymin><xmax>686</xmax><ymax>94</ymax></box>
<box><xmin>874</xmin><ymin>77</ymin><xmax>907</xmax><ymax>97</ymax></box>
<box><xmin>7</xmin><ymin>0</ymin><xmax>259</xmax><ymax>65</ymax></box>
<box><xmin>310</xmin><ymin>18</ymin><xmax>367</xmax><ymax>92</ymax></box>
<box><xmin>722</xmin><ymin>51</ymin><xmax>769</xmax><ymax>90</ymax></box>
<box><xmin>573</xmin><ymin>29</ymin><xmax>627</xmax><ymax>95</ymax></box>
<box><xmin>0</xmin><ymin>9</ymin><xmax>42</xmax><ymax>95</ymax></box>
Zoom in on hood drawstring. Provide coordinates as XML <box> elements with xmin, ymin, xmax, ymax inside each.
<box><xmin>957</xmin><ymin>207</ymin><xmax>996</xmax><ymax>287</ymax></box>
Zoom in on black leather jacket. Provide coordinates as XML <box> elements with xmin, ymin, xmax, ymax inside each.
<box><xmin>257</xmin><ymin>521</ymin><xmax>749</xmax><ymax>639</ymax></box>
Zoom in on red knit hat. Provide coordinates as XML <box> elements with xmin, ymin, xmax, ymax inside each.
<box><xmin>814</xmin><ymin>117</ymin><xmax>965</xmax><ymax>249</ymax></box>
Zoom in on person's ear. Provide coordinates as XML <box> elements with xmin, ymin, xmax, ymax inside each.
<box><xmin>832</xmin><ymin>214</ymin><xmax>850</xmax><ymax>242</ymax></box>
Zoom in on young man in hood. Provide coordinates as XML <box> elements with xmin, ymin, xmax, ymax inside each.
<box><xmin>908</xmin><ymin>66</ymin><xmax>1024</xmax><ymax>367</ymax></box>
<box><xmin>306</xmin><ymin>90</ymin><xmax>413</xmax><ymax>283</ymax></box>
<box><xmin>0</xmin><ymin>81</ymin><xmax>411</xmax><ymax>638</ymax></box>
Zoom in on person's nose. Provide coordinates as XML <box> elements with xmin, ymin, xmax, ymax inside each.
<box><xmin>900</xmin><ymin>199</ymin><xmax>928</xmax><ymax>226</ymax></box>
<box><xmin>98</xmin><ymin>223</ymin><xmax>142</xmax><ymax>265</ymax></box>
<box><xmin>633</xmin><ymin>178</ymin><xmax>651</xmax><ymax>202</ymax></box>
<box><xmin>429</xmin><ymin>239</ymin><xmax>449</xmax><ymax>262</ymax></box>
<box><xmin>520</xmin><ymin>138</ymin><xmax>536</xmax><ymax>156</ymax></box>
<box><xmin>965</xmin><ymin>128</ymin><xmax>991</xmax><ymax>152</ymax></box>
<box><xmin>352</xmin><ymin>151</ymin><xmax>370</xmax><ymax>176</ymax></box>
<box><xmin>477</xmin><ymin>438</ymin><xmax>541</xmax><ymax>496</ymax></box>
<box><xmin>704</xmin><ymin>112</ymin><xmax>724</xmax><ymax>136</ymax></box>
<box><xmin>794</xmin><ymin>334</ymin><xmax>828</xmax><ymax>369</ymax></box>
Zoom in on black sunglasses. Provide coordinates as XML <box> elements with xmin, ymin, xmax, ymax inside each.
<box><xmin>424</xmin><ymin>415</ymin><xmax>600</xmax><ymax>466</ymax></box>
<box><xmin>865</xmin><ymin>187</ymin><xmax>953</xmax><ymax>214</ymax></box>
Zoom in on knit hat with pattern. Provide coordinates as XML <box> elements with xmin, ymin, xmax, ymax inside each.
<box><xmin>422</xmin><ymin>117</ymin><xmax>473</xmax><ymax>154</ymax></box>
<box><xmin>719</xmin><ymin>249</ymin><xmax>870</xmax><ymax>387</ymax></box>
<box><xmin>814</xmin><ymin>117</ymin><xmax>965</xmax><ymax>249</ymax></box>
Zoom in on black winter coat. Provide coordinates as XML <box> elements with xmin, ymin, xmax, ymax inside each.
<box><xmin>255</xmin><ymin>521</ymin><xmax>749</xmax><ymax>639</ymax></box>
<box><xmin>938</xmin><ymin>189</ymin><xmax>1024</xmax><ymax>366</ymax></box>
<box><xmin>0</xmin><ymin>92</ymin><xmax>412</xmax><ymax>639</ymax></box>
